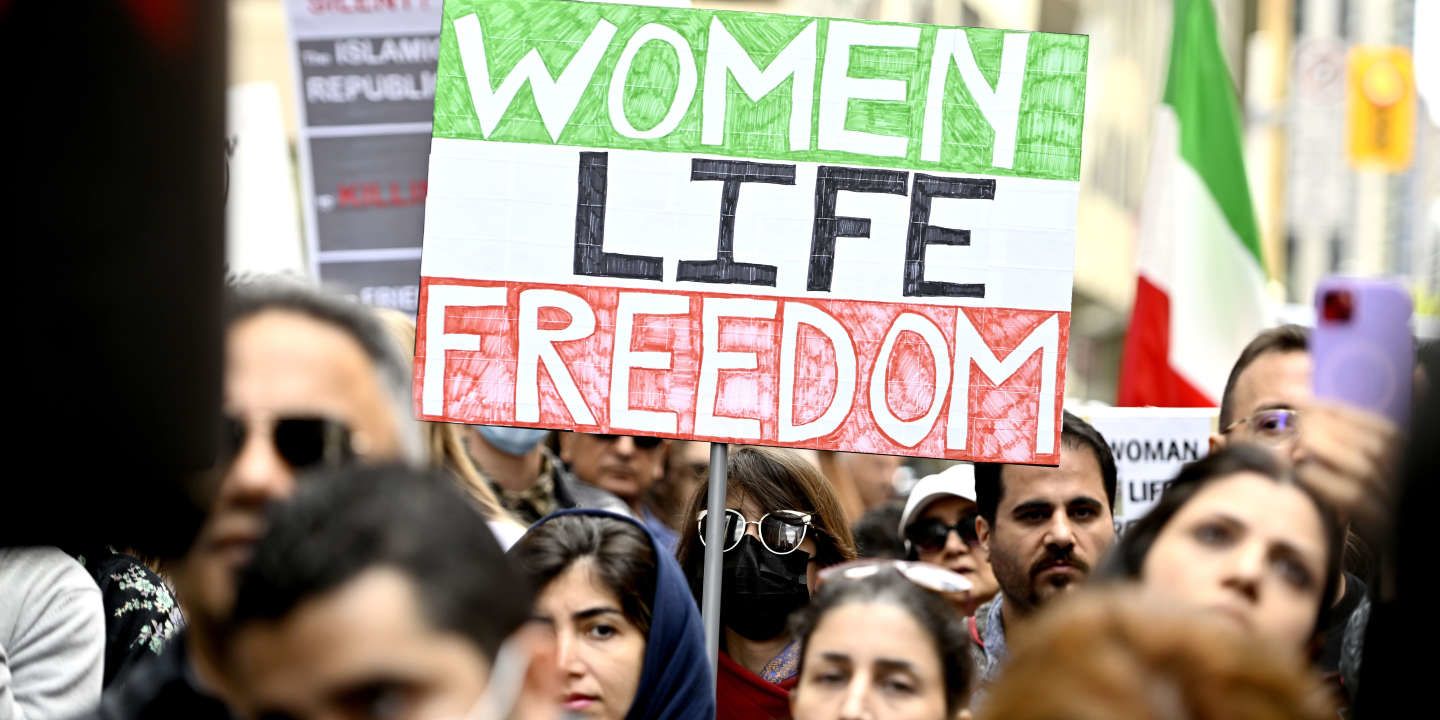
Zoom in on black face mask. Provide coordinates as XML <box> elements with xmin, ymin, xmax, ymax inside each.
<box><xmin>720</xmin><ymin>535</ymin><xmax>811</xmax><ymax>641</ymax></box>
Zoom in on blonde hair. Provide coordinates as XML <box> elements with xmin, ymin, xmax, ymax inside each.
<box><xmin>978</xmin><ymin>588</ymin><xmax>1335</xmax><ymax>720</ymax></box>
<box><xmin>372</xmin><ymin>308</ymin><xmax>519</xmax><ymax>528</ymax></box>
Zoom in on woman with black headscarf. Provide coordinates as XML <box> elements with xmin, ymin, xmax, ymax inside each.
<box><xmin>509</xmin><ymin>509</ymin><xmax>714</xmax><ymax>719</ymax></box>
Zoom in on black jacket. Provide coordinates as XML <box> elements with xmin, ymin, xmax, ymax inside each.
<box><xmin>75</xmin><ymin>631</ymin><xmax>231</xmax><ymax>720</ymax></box>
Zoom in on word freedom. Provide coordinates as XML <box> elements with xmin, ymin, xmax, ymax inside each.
<box><xmin>421</xmin><ymin>281</ymin><xmax>1062</xmax><ymax>457</ymax></box>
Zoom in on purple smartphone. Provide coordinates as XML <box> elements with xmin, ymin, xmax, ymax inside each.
<box><xmin>1311</xmin><ymin>277</ymin><xmax>1414</xmax><ymax>426</ymax></box>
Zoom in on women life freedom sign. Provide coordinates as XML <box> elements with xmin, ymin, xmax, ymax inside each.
<box><xmin>417</xmin><ymin>0</ymin><xmax>1088</xmax><ymax>463</ymax></box>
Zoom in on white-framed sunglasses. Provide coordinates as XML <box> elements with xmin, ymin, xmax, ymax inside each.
<box><xmin>818</xmin><ymin>559</ymin><xmax>973</xmax><ymax>594</ymax></box>
<box><xmin>697</xmin><ymin>508</ymin><xmax>814</xmax><ymax>555</ymax></box>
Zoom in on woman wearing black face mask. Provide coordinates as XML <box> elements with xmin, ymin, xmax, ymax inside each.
<box><xmin>675</xmin><ymin>447</ymin><xmax>858</xmax><ymax>720</ymax></box>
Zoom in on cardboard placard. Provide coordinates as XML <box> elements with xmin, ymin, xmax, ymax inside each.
<box><xmin>1076</xmin><ymin>406</ymin><xmax>1217</xmax><ymax>529</ymax></box>
<box><xmin>285</xmin><ymin>0</ymin><xmax>446</xmax><ymax>313</ymax></box>
<box><xmin>418</xmin><ymin>0</ymin><xmax>1089</xmax><ymax>462</ymax></box>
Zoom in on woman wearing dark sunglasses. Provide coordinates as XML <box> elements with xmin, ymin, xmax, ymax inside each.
<box><xmin>675</xmin><ymin>446</ymin><xmax>857</xmax><ymax>720</ymax></box>
<box><xmin>898</xmin><ymin>464</ymin><xmax>998</xmax><ymax>617</ymax></box>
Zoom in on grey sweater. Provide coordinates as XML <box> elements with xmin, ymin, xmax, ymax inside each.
<box><xmin>0</xmin><ymin>548</ymin><xmax>105</xmax><ymax>720</ymax></box>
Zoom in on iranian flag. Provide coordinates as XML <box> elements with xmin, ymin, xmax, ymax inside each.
<box><xmin>1118</xmin><ymin>0</ymin><xmax>1271</xmax><ymax>407</ymax></box>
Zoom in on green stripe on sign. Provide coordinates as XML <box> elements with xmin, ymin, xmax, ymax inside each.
<box><xmin>1163</xmin><ymin>0</ymin><xmax>1265</xmax><ymax>270</ymax></box>
<box><xmin>432</xmin><ymin>0</ymin><xmax>1088</xmax><ymax>181</ymax></box>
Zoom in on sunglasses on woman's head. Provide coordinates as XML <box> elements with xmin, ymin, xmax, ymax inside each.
<box><xmin>697</xmin><ymin>508</ymin><xmax>814</xmax><ymax>555</ymax></box>
<box><xmin>221</xmin><ymin>415</ymin><xmax>355</xmax><ymax>470</ymax></box>
<box><xmin>818</xmin><ymin>559</ymin><xmax>973</xmax><ymax>594</ymax></box>
<box><xmin>904</xmin><ymin>514</ymin><xmax>980</xmax><ymax>553</ymax></box>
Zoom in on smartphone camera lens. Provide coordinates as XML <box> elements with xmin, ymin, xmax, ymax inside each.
<box><xmin>1321</xmin><ymin>289</ymin><xmax>1354</xmax><ymax>323</ymax></box>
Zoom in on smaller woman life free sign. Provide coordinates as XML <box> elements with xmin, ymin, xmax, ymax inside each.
<box><xmin>417</xmin><ymin>0</ymin><xmax>1088</xmax><ymax>464</ymax></box>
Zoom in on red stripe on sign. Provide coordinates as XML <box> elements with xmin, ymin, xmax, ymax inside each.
<box><xmin>1118</xmin><ymin>275</ymin><xmax>1213</xmax><ymax>407</ymax></box>
<box><xmin>416</xmin><ymin>277</ymin><xmax>1070</xmax><ymax>465</ymax></box>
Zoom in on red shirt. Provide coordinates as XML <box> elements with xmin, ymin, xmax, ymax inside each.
<box><xmin>717</xmin><ymin>650</ymin><xmax>797</xmax><ymax>720</ymax></box>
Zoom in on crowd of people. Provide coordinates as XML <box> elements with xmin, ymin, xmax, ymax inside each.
<box><xmin>1</xmin><ymin>277</ymin><xmax>1434</xmax><ymax>720</ymax></box>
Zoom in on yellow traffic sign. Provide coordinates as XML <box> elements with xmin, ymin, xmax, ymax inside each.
<box><xmin>1347</xmin><ymin>47</ymin><xmax>1415</xmax><ymax>171</ymax></box>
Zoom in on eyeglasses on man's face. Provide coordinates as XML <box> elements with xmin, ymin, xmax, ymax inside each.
<box><xmin>1223</xmin><ymin>408</ymin><xmax>1300</xmax><ymax>445</ymax></box>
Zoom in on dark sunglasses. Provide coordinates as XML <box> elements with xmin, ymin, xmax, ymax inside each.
<box><xmin>221</xmin><ymin>415</ymin><xmax>355</xmax><ymax>470</ymax></box>
<box><xmin>590</xmin><ymin>433</ymin><xmax>664</xmax><ymax>450</ymax></box>
<box><xmin>904</xmin><ymin>515</ymin><xmax>979</xmax><ymax>552</ymax></box>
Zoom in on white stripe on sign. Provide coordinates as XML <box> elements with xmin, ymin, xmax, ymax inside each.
<box><xmin>420</xmin><ymin>139</ymin><xmax>1078</xmax><ymax>311</ymax></box>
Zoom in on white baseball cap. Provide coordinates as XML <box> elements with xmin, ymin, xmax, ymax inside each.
<box><xmin>897</xmin><ymin>463</ymin><xmax>978</xmax><ymax>535</ymax></box>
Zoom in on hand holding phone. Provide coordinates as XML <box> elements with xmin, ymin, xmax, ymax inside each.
<box><xmin>1299</xmin><ymin>277</ymin><xmax>1412</xmax><ymax>537</ymax></box>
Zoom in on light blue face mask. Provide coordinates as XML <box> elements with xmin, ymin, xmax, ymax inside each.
<box><xmin>476</xmin><ymin>425</ymin><xmax>550</xmax><ymax>457</ymax></box>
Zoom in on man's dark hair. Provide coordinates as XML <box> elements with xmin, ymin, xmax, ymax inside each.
<box><xmin>852</xmin><ymin>499</ymin><xmax>908</xmax><ymax>560</ymax></box>
<box><xmin>1218</xmin><ymin>324</ymin><xmax>1310</xmax><ymax>428</ymax></box>
<box><xmin>230</xmin><ymin>464</ymin><xmax>530</xmax><ymax>660</ymax></box>
<box><xmin>974</xmin><ymin>410</ymin><xmax>1117</xmax><ymax>526</ymax></box>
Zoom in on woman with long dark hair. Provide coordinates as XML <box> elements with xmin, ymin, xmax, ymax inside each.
<box><xmin>674</xmin><ymin>446</ymin><xmax>858</xmax><ymax>720</ymax></box>
<box><xmin>1099</xmin><ymin>443</ymin><xmax>1344</xmax><ymax>654</ymax></box>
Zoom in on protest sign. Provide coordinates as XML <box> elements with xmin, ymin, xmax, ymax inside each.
<box><xmin>418</xmin><ymin>0</ymin><xmax>1089</xmax><ymax>463</ymax></box>
<box><xmin>1075</xmin><ymin>406</ymin><xmax>1217</xmax><ymax>529</ymax></box>
<box><xmin>285</xmin><ymin>0</ymin><xmax>445</xmax><ymax>314</ymax></box>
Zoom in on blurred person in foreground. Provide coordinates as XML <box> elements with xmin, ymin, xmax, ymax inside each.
<box><xmin>969</xmin><ymin>411</ymin><xmax>1118</xmax><ymax>684</ymax></box>
<box><xmin>85</xmin><ymin>280</ymin><xmax>423</xmax><ymax>719</ymax></box>
<box><xmin>374</xmin><ymin>309</ymin><xmax>525</xmax><ymax>548</ymax></box>
<box><xmin>790</xmin><ymin>563</ymin><xmax>973</xmax><ymax>720</ymax></box>
<box><xmin>509</xmin><ymin>510</ymin><xmax>713</xmax><ymax>719</ymax></box>
<box><xmin>224</xmin><ymin>464</ymin><xmax>558</xmax><ymax>720</ymax></box>
<box><xmin>556</xmin><ymin>433</ymin><xmax>674</xmax><ymax>552</ymax></box>
<box><xmin>1348</xmin><ymin>341</ymin><xmax>1439</xmax><ymax>717</ymax></box>
<box><xmin>898</xmin><ymin>464</ymin><xmax>998</xmax><ymax>617</ymax></box>
<box><xmin>977</xmin><ymin>589</ymin><xmax>1334</xmax><ymax>720</ymax></box>
<box><xmin>675</xmin><ymin>447</ymin><xmax>858</xmax><ymax>720</ymax></box>
<box><xmin>1098</xmin><ymin>444</ymin><xmax>1343</xmax><ymax>655</ymax></box>
<box><xmin>1211</xmin><ymin>325</ymin><xmax>1402</xmax><ymax>693</ymax></box>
